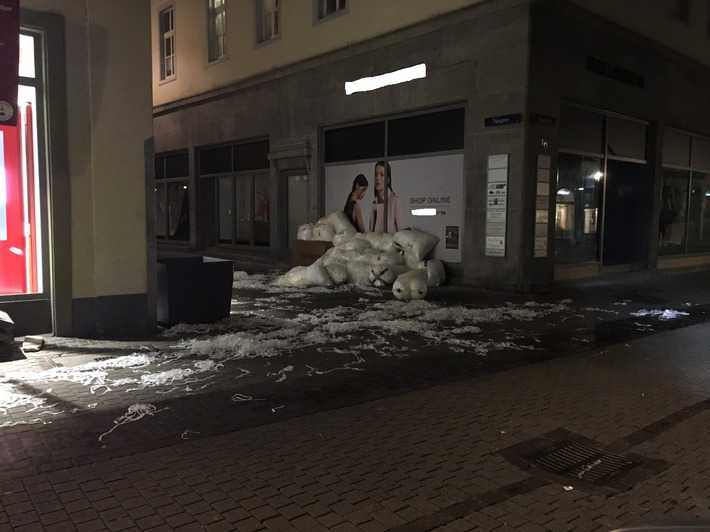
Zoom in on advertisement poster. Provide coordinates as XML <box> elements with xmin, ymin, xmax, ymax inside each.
<box><xmin>0</xmin><ymin>0</ymin><xmax>19</xmax><ymax>126</ymax></box>
<box><xmin>324</xmin><ymin>153</ymin><xmax>464</xmax><ymax>262</ymax></box>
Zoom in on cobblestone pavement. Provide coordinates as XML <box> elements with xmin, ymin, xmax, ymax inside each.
<box><xmin>3</xmin><ymin>320</ymin><xmax>710</xmax><ymax>530</ymax></box>
<box><xmin>2</xmin><ymin>269</ymin><xmax>710</xmax><ymax>530</ymax></box>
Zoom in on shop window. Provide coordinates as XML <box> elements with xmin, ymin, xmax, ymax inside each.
<box><xmin>687</xmin><ymin>172</ymin><xmax>710</xmax><ymax>252</ymax></box>
<box><xmin>199</xmin><ymin>145</ymin><xmax>233</xmax><ymax>175</ymax></box>
<box><xmin>234</xmin><ymin>139</ymin><xmax>270</xmax><ymax>171</ymax></box>
<box><xmin>155</xmin><ymin>151</ymin><xmax>190</xmax><ymax>242</ymax></box>
<box><xmin>663</xmin><ymin>129</ymin><xmax>691</xmax><ymax>168</ymax></box>
<box><xmin>317</xmin><ymin>0</ymin><xmax>347</xmax><ymax>20</ymax></box>
<box><xmin>207</xmin><ymin>0</ymin><xmax>226</xmax><ymax>62</ymax></box>
<box><xmin>159</xmin><ymin>6</ymin><xmax>176</xmax><ymax>81</ymax></box>
<box><xmin>387</xmin><ymin>109</ymin><xmax>465</xmax><ymax>157</ymax></box>
<box><xmin>659</xmin><ymin>169</ymin><xmax>690</xmax><ymax>255</ymax></box>
<box><xmin>324</xmin><ymin>121</ymin><xmax>385</xmax><ymax>163</ymax></box>
<box><xmin>559</xmin><ymin>105</ymin><xmax>604</xmax><ymax>155</ymax></box>
<box><xmin>607</xmin><ymin>117</ymin><xmax>646</xmax><ymax>161</ymax></box>
<box><xmin>1</xmin><ymin>31</ymin><xmax>45</xmax><ymax>297</ymax></box>
<box><xmin>257</xmin><ymin>0</ymin><xmax>280</xmax><ymax>43</ymax></box>
<box><xmin>693</xmin><ymin>137</ymin><xmax>710</xmax><ymax>173</ymax></box>
<box><xmin>554</xmin><ymin>154</ymin><xmax>603</xmax><ymax>263</ymax></box>
<box><xmin>213</xmin><ymin>174</ymin><xmax>270</xmax><ymax>247</ymax></box>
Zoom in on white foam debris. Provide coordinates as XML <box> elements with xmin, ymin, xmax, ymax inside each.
<box><xmin>271</xmin><ymin>405</ymin><xmax>285</xmax><ymax>413</ymax></box>
<box><xmin>0</xmin><ymin>381</ymin><xmax>47</xmax><ymax>414</ymax></box>
<box><xmin>631</xmin><ymin>309</ymin><xmax>690</xmax><ymax>320</ymax></box>
<box><xmin>268</xmin><ymin>365</ymin><xmax>295</xmax><ymax>383</ymax></box>
<box><xmin>306</xmin><ymin>354</ymin><xmax>365</xmax><ymax>376</ymax></box>
<box><xmin>582</xmin><ymin>307</ymin><xmax>619</xmax><ymax>314</ymax></box>
<box><xmin>98</xmin><ymin>403</ymin><xmax>168</xmax><ymax>442</ymax></box>
<box><xmin>180</xmin><ymin>429</ymin><xmax>200</xmax><ymax>440</ymax></box>
<box><xmin>231</xmin><ymin>392</ymin><xmax>262</xmax><ymax>402</ymax></box>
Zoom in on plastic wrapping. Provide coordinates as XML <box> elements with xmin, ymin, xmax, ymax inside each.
<box><xmin>393</xmin><ymin>229</ymin><xmax>439</xmax><ymax>261</ymax></box>
<box><xmin>325</xmin><ymin>263</ymin><xmax>348</xmax><ymax>285</ymax></box>
<box><xmin>296</xmin><ymin>223</ymin><xmax>314</xmax><ymax>241</ymax></box>
<box><xmin>312</xmin><ymin>223</ymin><xmax>336</xmax><ymax>242</ymax></box>
<box><xmin>274</xmin><ymin>263</ymin><xmax>334</xmax><ymax>288</ymax></box>
<box><xmin>426</xmin><ymin>259</ymin><xmax>446</xmax><ymax>287</ymax></box>
<box><xmin>392</xmin><ymin>270</ymin><xmax>429</xmax><ymax>301</ymax></box>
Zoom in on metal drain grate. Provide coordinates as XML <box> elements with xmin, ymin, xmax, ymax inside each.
<box><xmin>531</xmin><ymin>440</ymin><xmax>637</xmax><ymax>484</ymax></box>
<box><xmin>500</xmin><ymin>429</ymin><xmax>669</xmax><ymax>494</ymax></box>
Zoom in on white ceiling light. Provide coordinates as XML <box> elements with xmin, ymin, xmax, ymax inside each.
<box><xmin>345</xmin><ymin>63</ymin><xmax>427</xmax><ymax>96</ymax></box>
<box><xmin>411</xmin><ymin>208</ymin><xmax>437</xmax><ymax>216</ymax></box>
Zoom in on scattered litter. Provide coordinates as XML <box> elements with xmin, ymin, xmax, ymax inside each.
<box><xmin>630</xmin><ymin>309</ymin><xmax>689</xmax><ymax>320</ymax></box>
<box><xmin>271</xmin><ymin>405</ymin><xmax>285</xmax><ymax>414</ymax></box>
<box><xmin>180</xmin><ymin>429</ymin><xmax>200</xmax><ymax>440</ymax></box>
<box><xmin>97</xmin><ymin>403</ymin><xmax>168</xmax><ymax>442</ymax></box>
<box><xmin>87</xmin><ymin>403</ymin><xmax>98</xmax><ymax>409</ymax></box>
<box><xmin>577</xmin><ymin>459</ymin><xmax>602</xmax><ymax>479</ymax></box>
<box><xmin>230</xmin><ymin>393</ymin><xmax>264</xmax><ymax>402</ymax></box>
<box><xmin>268</xmin><ymin>365</ymin><xmax>295</xmax><ymax>383</ymax></box>
<box><xmin>563</xmin><ymin>485</ymin><xmax>574</xmax><ymax>491</ymax></box>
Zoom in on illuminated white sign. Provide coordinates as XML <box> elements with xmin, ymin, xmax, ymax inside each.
<box><xmin>345</xmin><ymin>64</ymin><xmax>426</xmax><ymax>96</ymax></box>
<box><xmin>411</xmin><ymin>208</ymin><xmax>437</xmax><ymax>216</ymax></box>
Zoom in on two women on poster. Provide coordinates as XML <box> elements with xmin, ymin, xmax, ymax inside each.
<box><xmin>343</xmin><ymin>161</ymin><xmax>400</xmax><ymax>233</ymax></box>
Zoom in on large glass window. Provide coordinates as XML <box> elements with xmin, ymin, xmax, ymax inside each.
<box><xmin>159</xmin><ymin>6</ymin><xmax>176</xmax><ymax>81</ymax></box>
<box><xmin>155</xmin><ymin>151</ymin><xmax>190</xmax><ymax>242</ymax></box>
<box><xmin>687</xmin><ymin>172</ymin><xmax>710</xmax><ymax>252</ymax></box>
<box><xmin>554</xmin><ymin>154</ymin><xmax>603</xmax><ymax>263</ymax></box>
<box><xmin>201</xmin><ymin>140</ymin><xmax>270</xmax><ymax>247</ymax></box>
<box><xmin>207</xmin><ymin>0</ymin><xmax>226</xmax><ymax>62</ymax></box>
<box><xmin>659</xmin><ymin>131</ymin><xmax>710</xmax><ymax>255</ymax></box>
<box><xmin>659</xmin><ymin>169</ymin><xmax>690</xmax><ymax>255</ymax></box>
<box><xmin>1</xmin><ymin>32</ymin><xmax>45</xmax><ymax>296</ymax></box>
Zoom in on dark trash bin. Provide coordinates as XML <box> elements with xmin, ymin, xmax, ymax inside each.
<box><xmin>157</xmin><ymin>256</ymin><xmax>233</xmax><ymax>325</ymax></box>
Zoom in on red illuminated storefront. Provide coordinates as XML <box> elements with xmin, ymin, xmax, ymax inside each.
<box><xmin>0</xmin><ymin>6</ymin><xmax>51</xmax><ymax>334</ymax></box>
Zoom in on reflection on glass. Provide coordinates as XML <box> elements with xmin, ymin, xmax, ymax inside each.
<box><xmin>235</xmin><ymin>175</ymin><xmax>252</xmax><ymax>244</ymax></box>
<box><xmin>253</xmin><ymin>176</ymin><xmax>270</xmax><ymax>246</ymax></box>
<box><xmin>19</xmin><ymin>34</ymin><xmax>35</xmax><ymax>79</ymax></box>
<box><xmin>554</xmin><ymin>154</ymin><xmax>603</xmax><ymax>263</ymax></box>
<box><xmin>155</xmin><ymin>185</ymin><xmax>167</xmax><ymax>238</ymax></box>
<box><xmin>167</xmin><ymin>183</ymin><xmax>189</xmax><ymax>241</ymax></box>
<box><xmin>658</xmin><ymin>169</ymin><xmax>689</xmax><ymax>255</ymax></box>
<box><xmin>687</xmin><ymin>172</ymin><xmax>710</xmax><ymax>252</ymax></box>
<box><xmin>218</xmin><ymin>177</ymin><xmax>233</xmax><ymax>243</ymax></box>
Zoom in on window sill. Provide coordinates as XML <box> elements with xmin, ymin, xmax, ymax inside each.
<box><xmin>207</xmin><ymin>55</ymin><xmax>229</xmax><ymax>67</ymax></box>
<box><xmin>314</xmin><ymin>7</ymin><xmax>349</xmax><ymax>25</ymax></box>
<box><xmin>255</xmin><ymin>35</ymin><xmax>281</xmax><ymax>49</ymax></box>
<box><xmin>159</xmin><ymin>75</ymin><xmax>177</xmax><ymax>86</ymax></box>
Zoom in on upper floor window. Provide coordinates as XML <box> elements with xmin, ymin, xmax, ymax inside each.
<box><xmin>257</xmin><ymin>0</ymin><xmax>280</xmax><ymax>43</ymax></box>
<box><xmin>159</xmin><ymin>6</ymin><xmax>176</xmax><ymax>81</ymax></box>
<box><xmin>207</xmin><ymin>0</ymin><xmax>226</xmax><ymax>62</ymax></box>
<box><xmin>317</xmin><ymin>0</ymin><xmax>347</xmax><ymax>21</ymax></box>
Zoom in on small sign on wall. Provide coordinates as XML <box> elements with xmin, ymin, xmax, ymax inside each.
<box><xmin>485</xmin><ymin>154</ymin><xmax>509</xmax><ymax>257</ymax></box>
<box><xmin>534</xmin><ymin>154</ymin><xmax>551</xmax><ymax>258</ymax></box>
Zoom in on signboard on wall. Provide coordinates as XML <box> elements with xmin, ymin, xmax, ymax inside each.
<box><xmin>0</xmin><ymin>0</ymin><xmax>19</xmax><ymax>126</ymax></box>
<box><xmin>534</xmin><ymin>154</ymin><xmax>551</xmax><ymax>258</ymax></box>
<box><xmin>324</xmin><ymin>153</ymin><xmax>464</xmax><ymax>263</ymax></box>
<box><xmin>485</xmin><ymin>154</ymin><xmax>508</xmax><ymax>257</ymax></box>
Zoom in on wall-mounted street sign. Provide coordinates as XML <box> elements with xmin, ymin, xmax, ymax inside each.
<box><xmin>484</xmin><ymin>114</ymin><xmax>522</xmax><ymax>128</ymax></box>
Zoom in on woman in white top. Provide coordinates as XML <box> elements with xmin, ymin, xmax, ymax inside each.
<box><xmin>370</xmin><ymin>161</ymin><xmax>400</xmax><ymax>233</ymax></box>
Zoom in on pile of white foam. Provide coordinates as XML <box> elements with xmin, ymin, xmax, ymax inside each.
<box><xmin>283</xmin><ymin>211</ymin><xmax>446</xmax><ymax>300</ymax></box>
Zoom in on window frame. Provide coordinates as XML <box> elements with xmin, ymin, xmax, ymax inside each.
<box><xmin>207</xmin><ymin>0</ymin><xmax>227</xmax><ymax>64</ymax></box>
<box><xmin>159</xmin><ymin>5</ymin><xmax>176</xmax><ymax>82</ymax></box>
<box><xmin>155</xmin><ymin>151</ymin><xmax>190</xmax><ymax>243</ymax></box>
<box><xmin>314</xmin><ymin>0</ymin><xmax>349</xmax><ymax>24</ymax></box>
<box><xmin>256</xmin><ymin>0</ymin><xmax>281</xmax><ymax>45</ymax></box>
<box><xmin>660</xmin><ymin>128</ymin><xmax>710</xmax><ymax>256</ymax></box>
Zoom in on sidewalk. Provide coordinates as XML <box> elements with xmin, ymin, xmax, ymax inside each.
<box><xmin>3</xmin><ymin>319</ymin><xmax>710</xmax><ymax>531</ymax></box>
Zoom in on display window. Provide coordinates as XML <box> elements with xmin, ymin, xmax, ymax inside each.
<box><xmin>1</xmin><ymin>32</ymin><xmax>44</xmax><ymax>296</ymax></box>
<box><xmin>323</xmin><ymin>107</ymin><xmax>465</xmax><ymax>263</ymax></box>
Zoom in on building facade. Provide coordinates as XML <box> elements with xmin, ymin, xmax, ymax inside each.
<box><xmin>0</xmin><ymin>0</ymin><xmax>154</xmax><ymax>337</ymax></box>
<box><xmin>152</xmin><ymin>0</ymin><xmax>710</xmax><ymax>290</ymax></box>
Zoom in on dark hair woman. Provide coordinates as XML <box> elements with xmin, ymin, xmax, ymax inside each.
<box><xmin>344</xmin><ymin>174</ymin><xmax>368</xmax><ymax>232</ymax></box>
<box><xmin>370</xmin><ymin>161</ymin><xmax>399</xmax><ymax>233</ymax></box>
